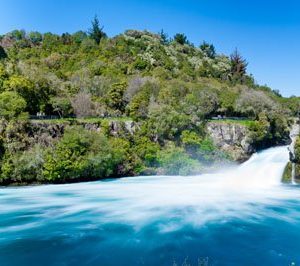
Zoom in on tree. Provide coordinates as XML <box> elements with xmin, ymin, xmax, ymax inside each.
<box><xmin>174</xmin><ymin>33</ymin><xmax>188</xmax><ymax>45</ymax></box>
<box><xmin>0</xmin><ymin>91</ymin><xmax>26</xmax><ymax>120</ymax></box>
<box><xmin>88</xmin><ymin>15</ymin><xmax>107</xmax><ymax>44</ymax></box>
<box><xmin>200</xmin><ymin>41</ymin><xmax>216</xmax><ymax>58</ymax></box>
<box><xmin>50</xmin><ymin>97</ymin><xmax>73</xmax><ymax>118</ymax></box>
<box><xmin>144</xmin><ymin>105</ymin><xmax>191</xmax><ymax>141</ymax></box>
<box><xmin>61</xmin><ymin>33</ymin><xmax>72</xmax><ymax>45</ymax></box>
<box><xmin>3</xmin><ymin>75</ymin><xmax>41</xmax><ymax>114</ymax></box>
<box><xmin>230</xmin><ymin>49</ymin><xmax>248</xmax><ymax>83</ymax></box>
<box><xmin>182</xmin><ymin>89</ymin><xmax>219</xmax><ymax>120</ymax></box>
<box><xmin>28</xmin><ymin>31</ymin><xmax>42</xmax><ymax>45</ymax></box>
<box><xmin>0</xmin><ymin>45</ymin><xmax>7</xmax><ymax>60</ymax></box>
<box><xmin>72</xmin><ymin>31</ymin><xmax>88</xmax><ymax>44</ymax></box>
<box><xmin>0</xmin><ymin>65</ymin><xmax>8</xmax><ymax>91</ymax></box>
<box><xmin>8</xmin><ymin>30</ymin><xmax>26</xmax><ymax>41</ymax></box>
<box><xmin>106</xmin><ymin>82</ymin><xmax>127</xmax><ymax>113</ymax></box>
<box><xmin>71</xmin><ymin>92</ymin><xmax>94</xmax><ymax>118</ymax></box>
<box><xmin>42</xmin><ymin>32</ymin><xmax>60</xmax><ymax>50</ymax></box>
<box><xmin>235</xmin><ymin>89</ymin><xmax>276</xmax><ymax>118</ymax></box>
<box><xmin>157</xmin><ymin>143</ymin><xmax>201</xmax><ymax>175</ymax></box>
<box><xmin>42</xmin><ymin>127</ymin><xmax>120</xmax><ymax>182</ymax></box>
<box><xmin>159</xmin><ymin>29</ymin><xmax>169</xmax><ymax>44</ymax></box>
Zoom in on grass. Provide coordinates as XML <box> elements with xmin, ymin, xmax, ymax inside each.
<box><xmin>207</xmin><ymin>119</ymin><xmax>255</xmax><ymax>127</ymax></box>
<box><xmin>30</xmin><ymin>116</ymin><xmax>133</xmax><ymax>124</ymax></box>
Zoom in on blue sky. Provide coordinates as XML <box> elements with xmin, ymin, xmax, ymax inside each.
<box><xmin>1</xmin><ymin>0</ymin><xmax>299</xmax><ymax>96</ymax></box>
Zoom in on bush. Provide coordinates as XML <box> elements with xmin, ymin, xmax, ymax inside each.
<box><xmin>158</xmin><ymin>143</ymin><xmax>201</xmax><ymax>175</ymax></box>
<box><xmin>43</xmin><ymin>127</ymin><xmax>117</xmax><ymax>182</ymax></box>
<box><xmin>0</xmin><ymin>145</ymin><xmax>44</xmax><ymax>184</ymax></box>
<box><xmin>0</xmin><ymin>91</ymin><xmax>27</xmax><ymax>120</ymax></box>
<box><xmin>295</xmin><ymin>137</ymin><xmax>300</xmax><ymax>164</ymax></box>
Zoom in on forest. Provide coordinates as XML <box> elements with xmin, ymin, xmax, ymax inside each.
<box><xmin>0</xmin><ymin>17</ymin><xmax>299</xmax><ymax>185</ymax></box>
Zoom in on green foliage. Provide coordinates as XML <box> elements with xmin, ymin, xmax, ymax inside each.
<box><xmin>143</xmin><ymin>105</ymin><xmax>191</xmax><ymax>141</ymax></box>
<box><xmin>182</xmin><ymin>89</ymin><xmax>218</xmax><ymax>119</ymax></box>
<box><xmin>248</xmin><ymin>111</ymin><xmax>289</xmax><ymax>148</ymax></box>
<box><xmin>159</xmin><ymin>29</ymin><xmax>169</xmax><ymax>44</ymax></box>
<box><xmin>230</xmin><ymin>49</ymin><xmax>248</xmax><ymax>84</ymax></box>
<box><xmin>200</xmin><ymin>41</ymin><xmax>216</xmax><ymax>59</ymax></box>
<box><xmin>282</xmin><ymin>162</ymin><xmax>292</xmax><ymax>183</ymax></box>
<box><xmin>181</xmin><ymin>130</ymin><xmax>202</xmax><ymax>151</ymax></box>
<box><xmin>158</xmin><ymin>143</ymin><xmax>201</xmax><ymax>175</ymax></box>
<box><xmin>72</xmin><ymin>31</ymin><xmax>88</xmax><ymax>44</ymax></box>
<box><xmin>126</xmin><ymin>82</ymin><xmax>156</xmax><ymax>120</ymax></box>
<box><xmin>133</xmin><ymin>57</ymin><xmax>150</xmax><ymax>70</ymax></box>
<box><xmin>173</xmin><ymin>33</ymin><xmax>188</xmax><ymax>45</ymax></box>
<box><xmin>9</xmin><ymin>30</ymin><xmax>26</xmax><ymax>40</ymax></box>
<box><xmin>0</xmin><ymin>25</ymin><xmax>296</xmax><ymax>185</ymax></box>
<box><xmin>43</xmin><ymin>127</ymin><xmax>117</xmax><ymax>182</ymax></box>
<box><xmin>295</xmin><ymin>137</ymin><xmax>300</xmax><ymax>164</ymax></box>
<box><xmin>42</xmin><ymin>32</ymin><xmax>60</xmax><ymax>50</ymax></box>
<box><xmin>50</xmin><ymin>97</ymin><xmax>73</xmax><ymax>117</ymax></box>
<box><xmin>218</xmin><ymin>89</ymin><xmax>238</xmax><ymax>115</ymax></box>
<box><xmin>248</xmin><ymin>112</ymin><xmax>271</xmax><ymax>144</ymax></box>
<box><xmin>28</xmin><ymin>31</ymin><xmax>42</xmax><ymax>45</ymax></box>
<box><xmin>0</xmin><ymin>145</ymin><xmax>44</xmax><ymax>184</ymax></box>
<box><xmin>106</xmin><ymin>82</ymin><xmax>127</xmax><ymax>113</ymax></box>
<box><xmin>88</xmin><ymin>15</ymin><xmax>107</xmax><ymax>44</ymax></box>
<box><xmin>3</xmin><ymin>75</ymin><xmax>50</xmax><ymax>114</ymax></box>
<box><xmin>133</xmin><ymin>136</ymin><xmax>160</xmax><ymax>168</ymax></box>
<box><xmin>0</xmin><ymin>46</ymin><xmax>7</xmax><ymax>60</ymax></box>
<box><xmin>0</xmin><ymin>91</ymin><xmax>27</xmax><ymax>120</ymax></box>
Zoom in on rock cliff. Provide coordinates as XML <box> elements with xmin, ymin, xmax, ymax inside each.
<box><xmin>282</xmin><ymin>121</ymin><xmax>300</xmax><ymax>183</ymax></box>
<box><xmin>206</xmin><ymin>122</ymin><xmax>254</xmax><ymax>161</ymax></box>
<box><xmin>29</xmin><ymin>120</ymin><xmax>254</xmax><ymax>161</ymax></box>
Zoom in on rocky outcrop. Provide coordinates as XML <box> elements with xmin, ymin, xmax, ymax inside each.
<box><xmin>28</xmin><ymin>120</ymin><xmax>253</xmax><ymax>161</ymax></box>
<box><xmin>282</xmin><ymin>121</ymin><xmax>300</xmax><ymax>183</ymax></box>
<box><xmin>109</xmin><ymin>121</ymin><xmax>139</xmax><ymax>136</ymax></box>
<box><xmin>28</xmin><ymin>120</ymin><xmax>139</xmax><ymax>145</ymax></box>
<box><xmin>28</xmin><ymin>122</ymin><xmax>65</xmax><ymax>146</ymax></box>
<box><xmin>206</xmin><ymin>122</ymin><xmax>254</xmax><ymax>161</ymax></box>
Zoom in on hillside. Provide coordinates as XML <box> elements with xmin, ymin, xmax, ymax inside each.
<box><xmin>0</xmin><ymin>20</ymin><xmax>299</xmax><ymax>185</ymax></box>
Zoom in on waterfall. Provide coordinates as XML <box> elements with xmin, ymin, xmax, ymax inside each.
<box><xmin>0</xmin><ymin>146</ymin><xmax>290</xmax><ymax>231</ymax></box>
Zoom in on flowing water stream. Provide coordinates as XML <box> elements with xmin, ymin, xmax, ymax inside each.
<box><xmin>0</xmin><ymin>146</ymin><xmax>300</xmax><ymax>265</ymax></box>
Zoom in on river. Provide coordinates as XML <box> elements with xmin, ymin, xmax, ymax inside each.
<box><xmin>0</xmin><ymin>146</ymin><xmax>300</xmax><ymax>265</ymax></box>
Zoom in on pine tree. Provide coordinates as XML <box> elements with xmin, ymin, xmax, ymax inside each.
<box><xmin>159</xmin><ymin>29</ymin><xmax>169</xmax><ymax>44</ymax></box>
<box><xmin>88</xmin><ymin>15</ymin><xmax>107</xmax><ymax>44</ymax></box>
<box><xmin>173</xmin><ymin>33</ymin><xmax>188</xmax><ymax>45</ymax></box>
<box><xmin>230</xmin><ymin>49</ymin><xmax>248</xmax><ymax>83</ymax></box>
<box><xmin>200</xmin><ymin>41</ymin><xmax>216</xmax><ymax>59</ymax></box>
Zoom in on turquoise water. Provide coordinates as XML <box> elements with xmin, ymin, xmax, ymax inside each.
<box><xmin>1</xmin><ymin>147</ymin><xmax>300</xmax><ymax>265</ymax></box>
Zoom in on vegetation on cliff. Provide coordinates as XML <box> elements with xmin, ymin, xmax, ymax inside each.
<box><xmin>0</xmin><ymin>17</ymin><xmax>298</xmax><ymax>185</ymax></box>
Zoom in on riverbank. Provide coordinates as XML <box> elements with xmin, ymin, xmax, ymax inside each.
<box><xmin>0</xmin><ymin>116</ymin><xmax>293</xmax><ymax>186</ymax></box>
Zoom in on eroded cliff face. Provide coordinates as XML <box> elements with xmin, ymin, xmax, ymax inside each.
<box><xmin>23</xmin><ymin>119</ymin><xmax>255</xmax><ymax>163</ymax></box>
<box><xmin>28</xmin><ymin>120</ymin><xmax>139</xmax><ymax>145</ymax></box>
<box><xmin>282</xmin><ymin>121</ymin><xmax>300</xmax><ymax>183</ymax></box>
<box><xmin>206</xmin><ymin>122</ymin><xmax>254</xmax><ymax>161</ymax></box>
<box><xmin>28</xmin><ymin>120</ymin><xmax>254</xmax><ymax>162</ymax></box>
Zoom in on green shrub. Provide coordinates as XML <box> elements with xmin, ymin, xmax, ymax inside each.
<box><xmin>0</xmin><ymin>91</ymin><xmax>27</xmax><ymax>120</ymax></box>
<box><xmin>42</xmin><ymin>127</ymin><xmax>117</xmax><ymax>182</ymax></box>
<box><xmin>295</xmin><ymin>137</ymin><xmax>300</xmax><ymax>164</ymax></box>
<box><xmin>158</xmin><ymin>143</ymin><xmax>201</xmax><ymax>175</ymax></box>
